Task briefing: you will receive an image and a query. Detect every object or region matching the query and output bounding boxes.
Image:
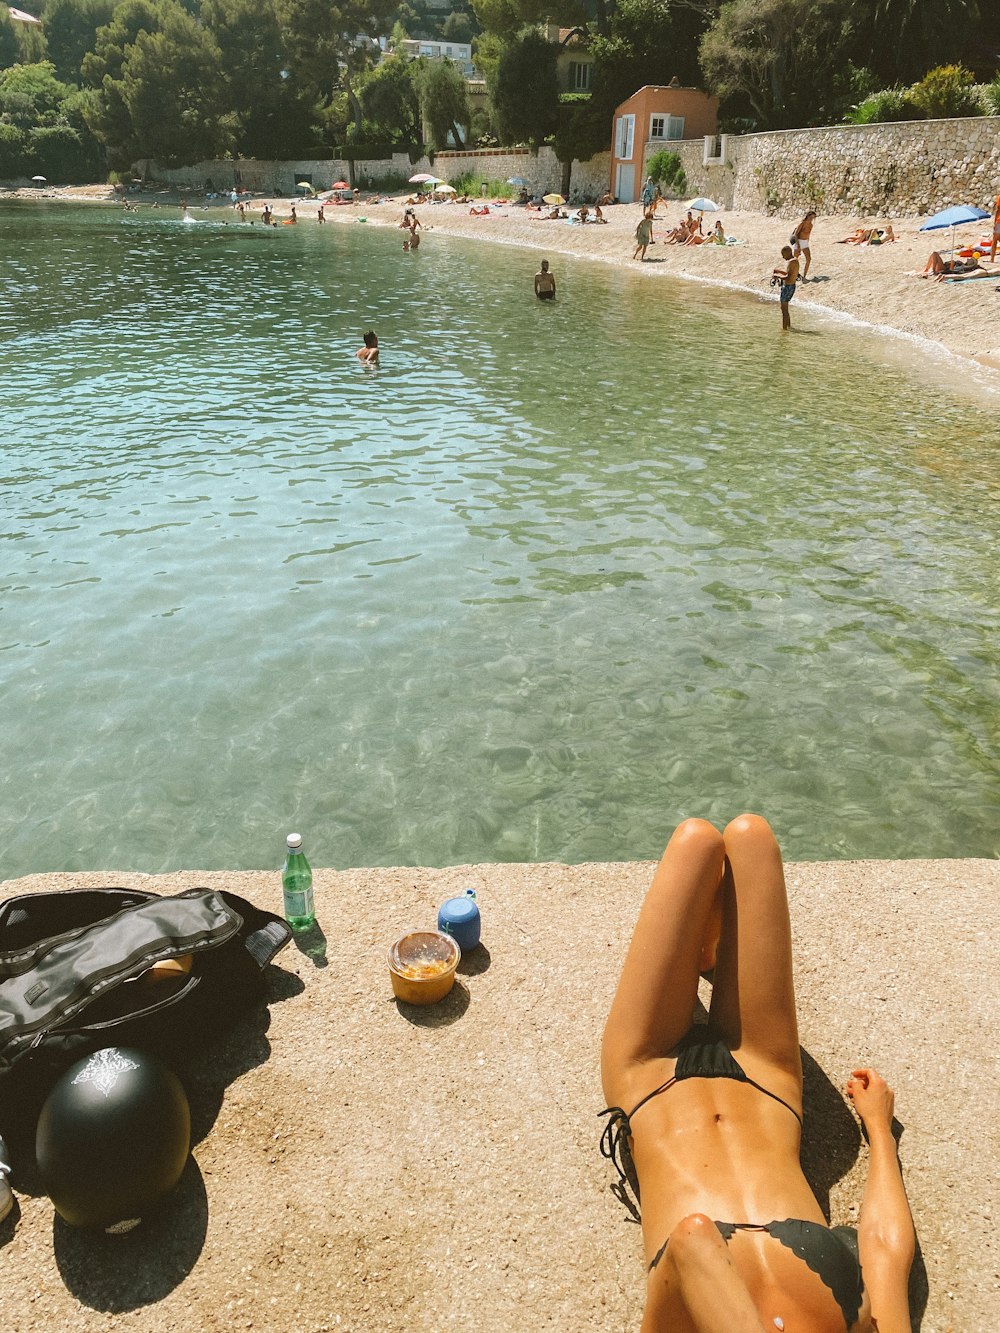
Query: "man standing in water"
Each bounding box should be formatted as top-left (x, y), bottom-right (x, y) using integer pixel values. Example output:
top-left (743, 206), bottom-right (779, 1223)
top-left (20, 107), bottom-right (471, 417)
top-left (356, 330), bottom-right (379, 364)
top-left (773, 245), bottom-right (800, 330)
top-left (534, 259), bottom-right (556, 300)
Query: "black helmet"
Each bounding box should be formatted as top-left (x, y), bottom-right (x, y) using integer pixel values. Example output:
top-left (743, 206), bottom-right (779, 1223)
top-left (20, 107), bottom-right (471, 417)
top-left (36, 1046), bottom-right (190, 1231)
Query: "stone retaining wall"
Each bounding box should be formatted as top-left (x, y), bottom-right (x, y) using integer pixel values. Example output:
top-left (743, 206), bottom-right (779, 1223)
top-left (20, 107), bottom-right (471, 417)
top-left (138, 146), bottom-right (607, 200)
top-left (660, 116), bottom-right (999, 218)
top-left (140, 115), bottom-right (999, 218)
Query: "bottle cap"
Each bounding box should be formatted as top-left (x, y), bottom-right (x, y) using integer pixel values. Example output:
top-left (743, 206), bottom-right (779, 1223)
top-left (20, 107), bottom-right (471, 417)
top-left (286, 833), bottom-right (302, 850)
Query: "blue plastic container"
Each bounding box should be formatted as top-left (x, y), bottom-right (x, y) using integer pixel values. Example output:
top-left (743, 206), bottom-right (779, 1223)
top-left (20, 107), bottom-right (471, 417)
top-left (437, 889), bottom-right (481, 954)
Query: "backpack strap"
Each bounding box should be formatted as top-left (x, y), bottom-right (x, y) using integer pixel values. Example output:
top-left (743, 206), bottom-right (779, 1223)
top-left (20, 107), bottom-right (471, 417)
top-left (0, 892), bottom-right (241, 1041)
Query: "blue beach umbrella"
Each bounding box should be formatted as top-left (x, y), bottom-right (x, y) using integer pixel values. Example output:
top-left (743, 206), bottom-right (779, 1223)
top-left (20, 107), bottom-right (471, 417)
top-left (919, 203), bottom-right (990, 254)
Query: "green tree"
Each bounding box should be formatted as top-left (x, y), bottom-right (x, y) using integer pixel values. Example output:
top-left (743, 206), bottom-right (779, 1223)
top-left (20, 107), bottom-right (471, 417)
top-left (699, 0), bottom-right (853, 129)
top-left (0, 8), bottom-right (23, 69)
top-left (441, 11), bottom-right (475, 43)
top-left (908, 63), bottom-right (981, 118)
top-left (415, 56), bottom-right (469, 147)
top-left (489, 27), bottom-right (558, 144)
top-left (277, 0), bottom-right (396, 127)
top-left (42, 0), bottom-right (118, 85)
top-left (360, 53), bottom-right (422, 150)
top-left (201, 0), bottom-right (318, 158)
top-left (471, 0), bottom-right (585, 41)
top-left (552, 93), bottom-right (606, 191)
top-left (81, 0), bottom-right (165, 164)
top-left (117, 8), bottom-right (235, 165)
top-left (0, 61), bottom-right (103, 178)
top-left (847, 0), bottom-right (982, 88)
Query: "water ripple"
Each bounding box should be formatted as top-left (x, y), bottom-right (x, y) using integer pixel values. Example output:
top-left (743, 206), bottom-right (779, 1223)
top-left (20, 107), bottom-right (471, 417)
top-left (0, 200), bottom-right (997, 876)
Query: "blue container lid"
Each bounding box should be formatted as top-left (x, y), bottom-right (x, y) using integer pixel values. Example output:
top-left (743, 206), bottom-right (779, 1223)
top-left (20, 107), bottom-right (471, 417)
top-left (438, 889), bottom-right (479, 926)
top-left (437, 889), bottom-right (481, 953)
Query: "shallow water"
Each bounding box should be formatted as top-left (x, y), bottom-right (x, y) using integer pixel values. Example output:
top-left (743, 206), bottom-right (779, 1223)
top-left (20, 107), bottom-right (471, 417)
top-left (1, 200), bottom-right (997, 878)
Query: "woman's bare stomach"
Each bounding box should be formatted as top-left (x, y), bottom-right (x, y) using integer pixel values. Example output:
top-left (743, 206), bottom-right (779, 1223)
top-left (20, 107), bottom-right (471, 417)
top-left (627, 1074), bottom-right (824, 1259)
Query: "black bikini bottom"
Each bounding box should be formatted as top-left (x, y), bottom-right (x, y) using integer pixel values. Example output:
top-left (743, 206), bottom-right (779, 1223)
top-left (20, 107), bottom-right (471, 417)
top-left (649, 1217), bottom-right (864, 1329)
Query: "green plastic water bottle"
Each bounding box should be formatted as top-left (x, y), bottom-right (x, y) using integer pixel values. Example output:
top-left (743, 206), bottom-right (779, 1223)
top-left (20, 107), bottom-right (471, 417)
top-left (282, 833), bottom-right (315, 931)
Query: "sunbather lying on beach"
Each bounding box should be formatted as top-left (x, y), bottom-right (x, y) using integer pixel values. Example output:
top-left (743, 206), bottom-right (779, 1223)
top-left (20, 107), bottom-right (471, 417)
top-left (912, 250), bottom-right (993, 281)
top-left (837, 227), bottom-right (878, 245)
top-left (601, 814), bottom-right (915, 1333)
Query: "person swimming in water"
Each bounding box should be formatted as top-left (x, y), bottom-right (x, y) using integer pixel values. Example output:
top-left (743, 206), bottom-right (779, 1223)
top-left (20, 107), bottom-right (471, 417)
top-left (355, 330), bottom-right (379, 364)
top-left (601, 814), bottom-right (915, 1332)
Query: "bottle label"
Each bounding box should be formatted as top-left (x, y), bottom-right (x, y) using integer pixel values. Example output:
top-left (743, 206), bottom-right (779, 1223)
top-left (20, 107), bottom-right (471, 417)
top-left (283, 887), bottom-right (314, 920)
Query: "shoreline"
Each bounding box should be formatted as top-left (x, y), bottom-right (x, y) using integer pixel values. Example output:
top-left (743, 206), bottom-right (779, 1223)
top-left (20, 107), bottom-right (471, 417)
top-left (9, 181), bottom-right (1000, 378)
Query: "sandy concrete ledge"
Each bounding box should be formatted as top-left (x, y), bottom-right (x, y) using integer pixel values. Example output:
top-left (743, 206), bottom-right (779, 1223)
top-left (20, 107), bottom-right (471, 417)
top-left (0, 858), bottom-right (996, 1332)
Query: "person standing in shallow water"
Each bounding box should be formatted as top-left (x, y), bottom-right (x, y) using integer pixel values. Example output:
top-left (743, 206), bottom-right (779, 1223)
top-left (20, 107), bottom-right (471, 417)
top-left (634, 211), bottom-right (654, 261)
top-left (774, 245), bottom-right (800, 330)
top-left (534, 259), bottom-right (556, 300)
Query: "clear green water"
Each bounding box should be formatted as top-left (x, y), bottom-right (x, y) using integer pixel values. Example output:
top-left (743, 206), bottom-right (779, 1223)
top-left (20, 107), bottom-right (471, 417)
top-left (1, 200), bottom-right (998, 877)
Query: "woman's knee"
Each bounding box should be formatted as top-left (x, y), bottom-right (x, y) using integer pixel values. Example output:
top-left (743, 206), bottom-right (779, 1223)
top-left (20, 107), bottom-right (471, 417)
top-left (668, 817), bottom-right (724, 859)
top-left (723, 812), bottom-right (779, 855)
top-left (669, 1212), bottom-right (721, 1259)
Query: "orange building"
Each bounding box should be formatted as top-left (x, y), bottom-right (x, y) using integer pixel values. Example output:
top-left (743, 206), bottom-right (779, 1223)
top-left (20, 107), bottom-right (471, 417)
top-left (610, 83), bottom-right (719, 203)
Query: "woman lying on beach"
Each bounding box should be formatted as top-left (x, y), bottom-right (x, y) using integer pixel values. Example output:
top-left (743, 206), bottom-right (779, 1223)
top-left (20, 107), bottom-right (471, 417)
top-left (913, 250), bottom-right (994, 281)
top-left (835, 226), bottom-right (893, 245)
top-left (601, 814), bottom-right (915, 1332)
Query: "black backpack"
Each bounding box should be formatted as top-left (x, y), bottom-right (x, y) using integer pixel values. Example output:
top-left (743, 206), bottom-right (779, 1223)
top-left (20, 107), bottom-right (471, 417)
top-left (0, 886), bottom-right (292, 1146)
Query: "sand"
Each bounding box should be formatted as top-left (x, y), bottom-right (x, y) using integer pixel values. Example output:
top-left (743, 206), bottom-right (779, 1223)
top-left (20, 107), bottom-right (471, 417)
top-left (9, 182), bottom-right (1000, 378)
top-left (1, 858), bottom-right (997, 1332)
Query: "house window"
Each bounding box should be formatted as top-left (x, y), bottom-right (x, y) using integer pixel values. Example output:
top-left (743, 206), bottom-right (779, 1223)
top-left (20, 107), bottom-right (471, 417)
top-left (615, 113), bottom-right (635, 161)
top-left (650, 114), bottom-right (685, 140)
top-left (569, 61), bottom-right (591, 91)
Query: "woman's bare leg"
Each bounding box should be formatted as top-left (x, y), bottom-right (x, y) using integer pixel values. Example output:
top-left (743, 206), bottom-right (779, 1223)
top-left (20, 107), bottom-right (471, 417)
top-left (644, 1214), bottom-right (768, 1333)
top-left (708, 814), bottom-right (802, 1088)
top-left (602, 819), bottom-right (725, 1103)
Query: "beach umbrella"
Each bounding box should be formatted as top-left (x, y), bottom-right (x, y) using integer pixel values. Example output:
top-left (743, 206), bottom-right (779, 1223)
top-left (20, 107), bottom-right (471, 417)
top-left (542, 193), bottom-right (565, 205)
top-left (331, 180), bottom-right (349, 190)
top-left (31, 175), bottom-right (46, 183)
top-left (409, 173), bottom-right (435, 184)
top-left (295, 181), bottom-right (315, 194)
top-left (434, 183), bottom-right (457, 194)
top-left (919, 203), bottom-right (990, 253)
top-left (685, 197), bottom-right (721, 212)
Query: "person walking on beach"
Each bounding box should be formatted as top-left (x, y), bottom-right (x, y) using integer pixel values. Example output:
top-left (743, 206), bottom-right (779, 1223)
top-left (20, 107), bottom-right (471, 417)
top-left (990, 190), bottom-right (1000, 262)
top-left (534, 259), bottom-right (556, 300)
top-left (634, 211), bottom-right (654, 261)
top-left (641, 176), bottom-right (655, 210)
top-left (791, 210), bottom-right (816, 280)
top-left (774, 245), bottom-right (800, 330)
